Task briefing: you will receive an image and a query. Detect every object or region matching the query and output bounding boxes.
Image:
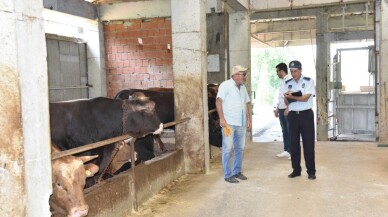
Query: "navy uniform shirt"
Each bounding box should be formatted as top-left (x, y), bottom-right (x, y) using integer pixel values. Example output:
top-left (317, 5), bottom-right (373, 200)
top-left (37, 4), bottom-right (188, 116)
top-left (280, 75), bottom-right (315, 111)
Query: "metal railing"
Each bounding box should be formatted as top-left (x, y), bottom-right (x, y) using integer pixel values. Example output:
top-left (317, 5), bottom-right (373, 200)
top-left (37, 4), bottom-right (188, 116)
top-left (51, 117), bottom-right (191, 160)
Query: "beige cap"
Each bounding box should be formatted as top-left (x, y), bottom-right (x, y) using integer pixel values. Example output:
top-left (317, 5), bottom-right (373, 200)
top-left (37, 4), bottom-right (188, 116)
top-left (231, 65), bottom-right (248, 76)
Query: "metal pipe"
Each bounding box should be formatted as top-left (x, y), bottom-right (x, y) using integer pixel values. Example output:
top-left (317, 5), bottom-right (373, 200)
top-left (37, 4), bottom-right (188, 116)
top-left (49, 86), bottom-right (90, 90)
top-left (130, 138), bottom-right (137, 211)
top-left (51, 117), bottom-right (191, 160)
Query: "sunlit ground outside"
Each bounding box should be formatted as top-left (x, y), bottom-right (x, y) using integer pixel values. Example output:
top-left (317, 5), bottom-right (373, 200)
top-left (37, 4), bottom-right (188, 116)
top-left (251, 41), bottom-right (374, 142)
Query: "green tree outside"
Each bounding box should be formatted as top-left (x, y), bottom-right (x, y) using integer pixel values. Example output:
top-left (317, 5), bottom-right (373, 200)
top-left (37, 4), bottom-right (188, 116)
top-left (251, 48), bottom-right (293, 106)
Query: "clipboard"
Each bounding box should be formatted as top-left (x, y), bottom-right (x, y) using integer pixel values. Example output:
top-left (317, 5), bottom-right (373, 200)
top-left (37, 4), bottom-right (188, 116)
top-left (291, 91), bottom-right (302, 96)
top-left (288, 91), bottom-right (302, 103)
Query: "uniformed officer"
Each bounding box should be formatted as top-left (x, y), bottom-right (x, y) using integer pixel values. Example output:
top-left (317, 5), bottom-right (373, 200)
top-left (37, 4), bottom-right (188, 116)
top-left (281, 60), bottom-right (316, 180)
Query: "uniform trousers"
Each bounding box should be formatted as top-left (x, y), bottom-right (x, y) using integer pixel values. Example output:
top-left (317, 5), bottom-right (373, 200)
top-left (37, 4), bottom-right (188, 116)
top-left (278, 108), bottom-right (290, 152)
top-left (288, 109), bottom-right (316, 175)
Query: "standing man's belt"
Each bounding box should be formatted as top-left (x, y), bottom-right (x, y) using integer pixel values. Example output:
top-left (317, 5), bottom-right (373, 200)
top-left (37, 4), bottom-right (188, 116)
top-left (290, 109), bottom-right (312, 114)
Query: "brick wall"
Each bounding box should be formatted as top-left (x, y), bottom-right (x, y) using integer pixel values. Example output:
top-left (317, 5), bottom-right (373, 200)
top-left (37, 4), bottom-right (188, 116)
top-left (103, 18), bottom-right (173, 97)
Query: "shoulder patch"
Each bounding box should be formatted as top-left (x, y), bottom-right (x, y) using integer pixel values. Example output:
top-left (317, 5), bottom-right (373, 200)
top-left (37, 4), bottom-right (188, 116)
top-left (303, 77), bottom-right (311, 81)
top-left (285, 78), bottom-right (293, 84)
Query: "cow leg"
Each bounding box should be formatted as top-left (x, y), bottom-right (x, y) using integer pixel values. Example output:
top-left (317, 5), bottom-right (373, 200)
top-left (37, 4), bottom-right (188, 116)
top-left (154, 135), bottom-right (166, 152)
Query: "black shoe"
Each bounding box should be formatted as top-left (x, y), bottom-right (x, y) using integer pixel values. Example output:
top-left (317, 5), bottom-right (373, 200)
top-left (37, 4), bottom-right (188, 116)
top-left (225, 176), bottom-right (239, 183)
top-left (288, 172), bottom-right (301, 178)
top-left (308, 174), bottom-right (316, 180)
top-left (234, 172), bottom-right (248, 180)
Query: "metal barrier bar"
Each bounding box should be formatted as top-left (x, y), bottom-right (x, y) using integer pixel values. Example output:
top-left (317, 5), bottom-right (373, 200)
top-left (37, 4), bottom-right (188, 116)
top-left (49, 86), bottom-right (90, 90)
top-left (51, 135), bottom-right (130, 160)
top-left (51, 117), bottom-right (191, 160)
top-left (130, 138), bottom-right (137, 211)
top-left (163, 117), bottom-right (191, 128)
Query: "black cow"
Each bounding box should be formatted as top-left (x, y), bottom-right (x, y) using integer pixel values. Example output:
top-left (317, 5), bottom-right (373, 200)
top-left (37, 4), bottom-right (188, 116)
top-left (50, 95), bottom-right (163, 187)
top-left (207, 84), bottom-right (221, 148)
top-left (115, 88), bottom-right (222, 159)
top-left (115, 89), bottom-right (174, 125)
top-left (115, 89), bottom-right (174, 162)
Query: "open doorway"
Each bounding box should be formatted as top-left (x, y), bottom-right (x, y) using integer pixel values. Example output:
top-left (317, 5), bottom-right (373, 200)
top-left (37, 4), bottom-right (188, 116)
top-left (328, 40), bottom-right (375, 141)
top-left (251, 45), bottom-right (317, 142)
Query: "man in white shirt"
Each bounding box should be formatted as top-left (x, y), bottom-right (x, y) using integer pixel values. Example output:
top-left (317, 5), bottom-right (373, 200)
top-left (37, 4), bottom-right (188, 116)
top-left (282, 60), bottom-right (316, 180)
top-left (273, 63), bottom-right (292, 159)
top-left (216, 65), bottom-right (251, 183)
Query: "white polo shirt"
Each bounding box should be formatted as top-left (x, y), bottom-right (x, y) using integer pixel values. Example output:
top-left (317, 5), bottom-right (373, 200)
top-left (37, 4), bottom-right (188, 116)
top-left (277, 74), bottom-right (292, 109)
top-left (217, 79), bottom-right (250, 126)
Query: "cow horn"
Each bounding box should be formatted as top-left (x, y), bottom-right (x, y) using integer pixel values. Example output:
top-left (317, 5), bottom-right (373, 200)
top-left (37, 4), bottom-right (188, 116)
top-left (84, 163), bottom-right (99, 177)
top-left (78, 155), bottom-right (98, 163)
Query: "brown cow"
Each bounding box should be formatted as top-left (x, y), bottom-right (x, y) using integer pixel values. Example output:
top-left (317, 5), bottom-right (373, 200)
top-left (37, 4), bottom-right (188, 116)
top-left (50, 145), bottom-right (99, 217)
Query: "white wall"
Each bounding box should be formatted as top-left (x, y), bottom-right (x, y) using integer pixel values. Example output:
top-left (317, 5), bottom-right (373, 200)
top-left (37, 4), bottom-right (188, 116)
top-left (206, 0), bottom-right (224, 13)
top-left (99, 0), bottom-right (235, 20)
top-left (99, 0), bottom-right (171, 20)
top-left (43, 9), bottom-right (106, 97)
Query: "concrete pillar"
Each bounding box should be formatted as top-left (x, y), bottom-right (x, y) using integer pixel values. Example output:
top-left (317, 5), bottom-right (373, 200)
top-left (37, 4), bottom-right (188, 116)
top-left (229, 11), bottom-right (250, 81)
top-left (171, 0), bottom-right (209, 173)
top-left (378, 0), bottom-right (388, 142)
top-left (0, 0), bottom-right (51, 216)
top-left (315, 9), bottom-right (329, 141)
top-left (228, 10), bottom-right (251, 139)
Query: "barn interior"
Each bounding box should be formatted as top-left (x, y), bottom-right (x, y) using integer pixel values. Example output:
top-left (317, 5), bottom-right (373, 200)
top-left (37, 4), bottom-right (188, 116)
top-left (2, 0), bottom-right (388, 216)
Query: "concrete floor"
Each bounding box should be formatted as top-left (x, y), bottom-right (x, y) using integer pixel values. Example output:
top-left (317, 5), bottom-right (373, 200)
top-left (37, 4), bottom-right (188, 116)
top-left (127, 141), bottom-right (388, 217)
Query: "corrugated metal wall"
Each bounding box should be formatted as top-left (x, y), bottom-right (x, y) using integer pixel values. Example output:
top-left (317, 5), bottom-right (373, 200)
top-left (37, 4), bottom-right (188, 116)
top-left (337, 93), bottom-right (375, 135)
top-left (46, 38), bottom-right (88, 102)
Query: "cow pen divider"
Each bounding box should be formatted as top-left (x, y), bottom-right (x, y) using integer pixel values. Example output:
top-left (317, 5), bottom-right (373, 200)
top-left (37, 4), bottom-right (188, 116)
top-left (51, 117), bottom-right (190, 212)
top-left (51, 117), bottom-right (191, 160)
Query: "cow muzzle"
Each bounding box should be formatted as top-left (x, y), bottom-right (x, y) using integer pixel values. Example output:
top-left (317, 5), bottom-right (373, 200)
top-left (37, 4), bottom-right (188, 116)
top-left (153, 123), bottom-right (163, 135)
top-left (69, 205), bottom-right (88, 217)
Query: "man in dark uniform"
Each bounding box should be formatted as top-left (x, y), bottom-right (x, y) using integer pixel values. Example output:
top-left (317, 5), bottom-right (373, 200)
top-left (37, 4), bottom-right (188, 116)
top-left (281, 60), bottom-right (316, 180)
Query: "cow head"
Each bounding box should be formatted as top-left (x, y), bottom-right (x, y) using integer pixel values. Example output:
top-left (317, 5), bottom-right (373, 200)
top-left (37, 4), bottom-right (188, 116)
top-left (107, 140), bottom-right (138, 175)
top-left (50, 149), bottom-right (99, 217)
top-left (122, 92), bottom-right (163, 138)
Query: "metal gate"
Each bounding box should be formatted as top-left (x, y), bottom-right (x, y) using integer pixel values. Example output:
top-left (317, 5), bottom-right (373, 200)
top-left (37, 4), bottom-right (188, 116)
top-left (46, 38), bottom-right (89, 102)
top-left (328, 46), bottom-right (375, 141)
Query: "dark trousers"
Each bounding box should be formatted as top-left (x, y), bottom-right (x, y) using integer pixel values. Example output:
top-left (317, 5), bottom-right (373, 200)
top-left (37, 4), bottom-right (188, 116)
top-left (278, 109), bottom-right (290, 152)
top-left (288, 109), bottom-right (316, 175)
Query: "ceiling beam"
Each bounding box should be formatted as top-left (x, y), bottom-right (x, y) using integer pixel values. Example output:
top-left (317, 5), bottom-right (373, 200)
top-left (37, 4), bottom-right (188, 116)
top-left (89, 0), bottom-right (139, 4)
top-left (251, 34), bottom-right (272, 47)
top-left (252, 31), bottom-right (316, 43)
top-left (251, 2), bottom-right (372, 21)
top-left (251, 18), bottom-right (316, 34)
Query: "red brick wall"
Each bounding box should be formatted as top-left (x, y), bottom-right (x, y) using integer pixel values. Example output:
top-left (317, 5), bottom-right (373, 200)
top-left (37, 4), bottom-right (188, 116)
top-left (103, 18), bottom-right (173, 97)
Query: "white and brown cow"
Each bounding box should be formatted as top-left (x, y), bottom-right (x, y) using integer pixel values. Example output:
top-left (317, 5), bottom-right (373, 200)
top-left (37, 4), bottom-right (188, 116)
top-left (50, 145), bottom-right (99, 217)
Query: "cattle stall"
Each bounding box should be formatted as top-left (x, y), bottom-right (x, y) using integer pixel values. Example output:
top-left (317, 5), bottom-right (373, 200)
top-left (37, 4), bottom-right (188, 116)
top-left (51, 116), bottom-right (189, 217)
top-left (85, 149), bottom-right (185, 217)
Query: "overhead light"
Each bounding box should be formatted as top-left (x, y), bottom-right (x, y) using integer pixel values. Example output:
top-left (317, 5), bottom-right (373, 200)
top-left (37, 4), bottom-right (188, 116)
top-left (283, 40), bottom-right (289, 46)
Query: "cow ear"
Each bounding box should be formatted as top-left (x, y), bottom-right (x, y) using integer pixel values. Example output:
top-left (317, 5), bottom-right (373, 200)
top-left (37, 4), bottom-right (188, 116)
top-left (78, 155), bottom-right (98, 163)
top-left (84, 163), bottom-right (99, 177)
top-left (143, 101), bottom-right (156, 112)
top-left (129, 92), bottom-right (149, 101)
top-left (133, 100), bottom-right (156, 112)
